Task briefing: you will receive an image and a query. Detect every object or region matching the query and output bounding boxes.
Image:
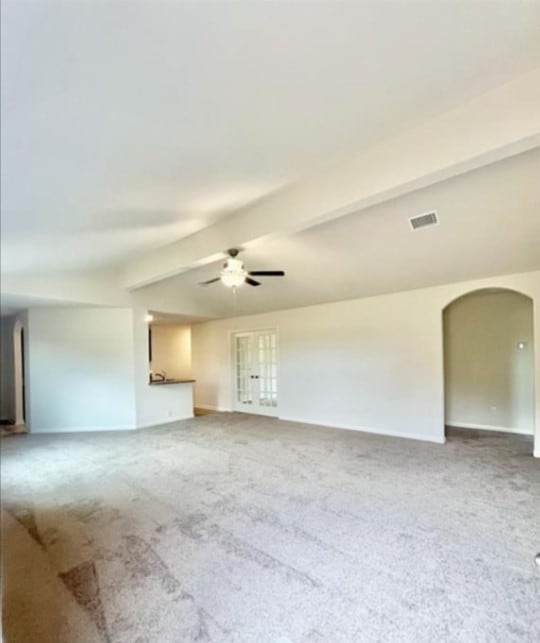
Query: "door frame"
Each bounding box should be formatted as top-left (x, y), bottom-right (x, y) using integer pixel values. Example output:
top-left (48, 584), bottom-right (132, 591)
top-left (13, 319), bottom-right (25, 427)
top-left (229, 327), bottom-right (279, 417)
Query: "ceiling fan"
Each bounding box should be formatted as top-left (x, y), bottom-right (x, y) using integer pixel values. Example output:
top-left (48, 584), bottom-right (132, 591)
top-left (198, 248), bottom-right (285, 288)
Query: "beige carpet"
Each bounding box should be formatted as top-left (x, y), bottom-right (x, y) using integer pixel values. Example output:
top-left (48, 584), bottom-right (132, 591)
top-left (1, 414), bottom-right (539, 642)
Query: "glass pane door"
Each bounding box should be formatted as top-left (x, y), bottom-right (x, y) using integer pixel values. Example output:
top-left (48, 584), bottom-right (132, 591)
top-left (256, 331), bottom-right (278, 408)
top-left (235, 334), bottom-right (253, 406)
top-left (233, 330), bottom-right (278, 415)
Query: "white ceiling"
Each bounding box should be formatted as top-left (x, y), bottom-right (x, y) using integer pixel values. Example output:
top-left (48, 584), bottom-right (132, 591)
top-left (148, 148), bottom-right (540, 318)
top-left (2, 0), bottom-right (540, 275)
top-left (149, 311), bottom-right (210, 326)
top-left (0, 293), bottom-right (85, 316)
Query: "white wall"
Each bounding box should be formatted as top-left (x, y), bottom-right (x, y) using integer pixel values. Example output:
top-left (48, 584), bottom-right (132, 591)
top-left (444, 291), bottom-right (534, 433)
top-left (192, 292), bottom-right (444, 442)
top-left (26, 308), bottom-right (136, 432)
top-left (150, 324), bottom-right (191, 379)
top-left (192, 271), bottom-right (540, 451)
top-left (0, 316), bottom-right (15, 421)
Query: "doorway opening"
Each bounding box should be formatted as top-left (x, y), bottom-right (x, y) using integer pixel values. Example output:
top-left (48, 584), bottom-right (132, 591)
top-left (1, 319), bottom-right (26, 437)
top-left (443, 288), bottom-right (534, 449)
top-left (232, 329), bottom-right (278, 416)
top-left (13, 320), bottom-right (26, 430)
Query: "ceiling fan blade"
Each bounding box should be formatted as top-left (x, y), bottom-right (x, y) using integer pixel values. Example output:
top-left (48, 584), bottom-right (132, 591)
top-left (248, 270), bottom-right (285, 277)
top-left (245, 277), bottom-right (261, 287)
top-left (198, 277), bottom-right (220, 286)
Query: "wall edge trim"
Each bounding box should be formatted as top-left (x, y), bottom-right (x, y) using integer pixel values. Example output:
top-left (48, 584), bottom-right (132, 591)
top-left (447, 421), bottom-right (533, 436)
top-left (29, 425), bottom-right (137, 434)
top-left (195, 404), bottom-right (232, 412)
top-left (278, 416), bottom-right (445, 444)
top-left (137, 414), bottom-right (194, 429)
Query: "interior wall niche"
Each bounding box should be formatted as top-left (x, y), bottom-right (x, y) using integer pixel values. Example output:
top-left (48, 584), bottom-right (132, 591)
top-left (443, 288), bottom-right (534, 435)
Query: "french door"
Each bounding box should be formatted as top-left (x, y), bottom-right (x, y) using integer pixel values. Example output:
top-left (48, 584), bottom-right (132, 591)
top-left (233, 330), bottom-right (278, 415)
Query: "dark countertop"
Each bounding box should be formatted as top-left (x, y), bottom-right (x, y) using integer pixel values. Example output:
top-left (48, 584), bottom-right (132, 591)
top-left (148, 379), bottom-right (196, 386)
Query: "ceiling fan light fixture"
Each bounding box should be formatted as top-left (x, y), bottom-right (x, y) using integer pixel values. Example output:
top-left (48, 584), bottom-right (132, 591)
top-left (198, 248), bottom-right (284, 288)
top-left (220, 258), bottom-right (247, 287)
top-left (220, 270), bottom-right (246, 288)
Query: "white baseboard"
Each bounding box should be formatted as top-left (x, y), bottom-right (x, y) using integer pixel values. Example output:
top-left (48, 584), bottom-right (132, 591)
top-left (194, 404), bottom-right (232, 412)
top-left (278, 416), bottom-right (445, 445)
top-left (30, 425), bottom-right (136, 434)
top-left (137, 414), bottom-right (194, 429)
top-left (447, 421), bottom-right (533, 436)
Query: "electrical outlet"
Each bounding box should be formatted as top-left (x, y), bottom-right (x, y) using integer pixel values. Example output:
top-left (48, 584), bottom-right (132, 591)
top-left (168, 409), bottom-right (172, 417)
top-left (490, 406), bottom-right (497, 414)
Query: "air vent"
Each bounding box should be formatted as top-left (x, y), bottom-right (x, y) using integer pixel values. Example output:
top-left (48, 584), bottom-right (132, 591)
top-left (409, 211), bottom-right (438, 231)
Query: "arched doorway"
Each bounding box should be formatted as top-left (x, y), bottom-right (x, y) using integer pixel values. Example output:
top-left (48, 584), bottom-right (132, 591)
top-left (443, 288), bottom-right (535, 449)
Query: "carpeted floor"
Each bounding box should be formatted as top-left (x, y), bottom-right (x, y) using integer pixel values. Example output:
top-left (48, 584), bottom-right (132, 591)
top-left (0, 423), bottom-right (25, 438)
top-left (1, 413), bottom-right (539, 642)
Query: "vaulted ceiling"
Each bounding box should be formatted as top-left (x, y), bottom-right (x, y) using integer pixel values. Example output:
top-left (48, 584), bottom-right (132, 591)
top-left (1, 1), bottom-right (539, 317)
top-left (134, 149), bottom-right (540, 317)
top-left (2, 0), bottom-right (540, 278)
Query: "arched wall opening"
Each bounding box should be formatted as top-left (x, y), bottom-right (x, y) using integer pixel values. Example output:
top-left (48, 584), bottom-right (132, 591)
top-left (443, 288), bottom-right (535, 445)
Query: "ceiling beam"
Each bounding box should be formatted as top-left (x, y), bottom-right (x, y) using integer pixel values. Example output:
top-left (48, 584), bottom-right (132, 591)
top-left (121, 68), bottom-right (540, 290)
